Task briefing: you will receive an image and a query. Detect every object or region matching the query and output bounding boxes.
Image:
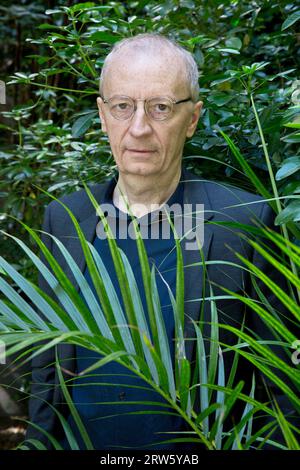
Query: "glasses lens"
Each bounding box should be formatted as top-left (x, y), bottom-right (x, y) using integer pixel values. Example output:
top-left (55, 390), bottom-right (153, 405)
top-left (147, 97), bottom-right (173, 120)
top-left (108, 96), bottom-right (134, 120)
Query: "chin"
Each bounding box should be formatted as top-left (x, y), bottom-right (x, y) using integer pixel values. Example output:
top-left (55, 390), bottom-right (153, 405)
top-left (121, 162), bottom-right (160, 177)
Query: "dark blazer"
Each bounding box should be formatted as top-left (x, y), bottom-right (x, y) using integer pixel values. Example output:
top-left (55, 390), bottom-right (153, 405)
top-left (25, 167), bottom-right (293, 448)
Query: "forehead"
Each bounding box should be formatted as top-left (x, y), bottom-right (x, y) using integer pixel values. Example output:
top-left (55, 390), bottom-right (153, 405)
top-left (103, 50), bottom-right (188, 98)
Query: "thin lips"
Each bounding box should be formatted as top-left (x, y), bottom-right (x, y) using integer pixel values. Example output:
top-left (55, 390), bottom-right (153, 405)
top-left (127, 149), bottom-right (156, 152)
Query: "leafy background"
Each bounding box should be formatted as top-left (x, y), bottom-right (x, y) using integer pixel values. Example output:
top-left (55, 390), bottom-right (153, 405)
top-left (0, 0), bottom-right (299, 450)
top-left (1, 0), bottom-right (299, 281)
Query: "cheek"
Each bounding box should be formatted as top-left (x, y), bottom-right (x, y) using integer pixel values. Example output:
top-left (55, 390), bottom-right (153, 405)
top-left (106, 127), bottom-right (127, 160)
top-left (162, 124), bottom-right (187, 155)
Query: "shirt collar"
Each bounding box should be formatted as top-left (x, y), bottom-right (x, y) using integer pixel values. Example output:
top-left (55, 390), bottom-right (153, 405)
top-left (102, 170), bottom-right (184, 226)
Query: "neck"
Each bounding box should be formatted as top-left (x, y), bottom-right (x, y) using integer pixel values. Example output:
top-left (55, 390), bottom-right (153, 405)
top-left (113, 166), bottom-right (182, 218)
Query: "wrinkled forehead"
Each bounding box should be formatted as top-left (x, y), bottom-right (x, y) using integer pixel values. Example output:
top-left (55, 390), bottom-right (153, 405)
top-left (102, 48), bottom-right (189, 98)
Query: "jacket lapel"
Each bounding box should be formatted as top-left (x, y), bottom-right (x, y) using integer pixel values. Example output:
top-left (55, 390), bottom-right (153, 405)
top-left (56, 181), bottom-right (111, 381)
top-left (58, 181), bottom-right (112, 291)
top-left (181, 169), bottom-right (214, 364)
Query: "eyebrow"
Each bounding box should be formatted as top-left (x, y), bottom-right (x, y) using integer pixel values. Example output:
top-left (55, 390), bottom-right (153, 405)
top-left (101, 94), bottom-right (178, 100)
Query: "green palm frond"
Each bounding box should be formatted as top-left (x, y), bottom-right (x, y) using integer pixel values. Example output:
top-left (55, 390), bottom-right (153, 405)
top-left (1, 190), bottom-right (299, 450)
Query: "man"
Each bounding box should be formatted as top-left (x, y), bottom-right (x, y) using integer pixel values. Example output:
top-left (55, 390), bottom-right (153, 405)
top-left (25, 34), bottom-right (296, 450)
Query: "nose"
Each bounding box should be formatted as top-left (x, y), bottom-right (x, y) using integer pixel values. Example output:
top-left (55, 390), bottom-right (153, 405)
top-left (128, 101), bottom-right (153, 138)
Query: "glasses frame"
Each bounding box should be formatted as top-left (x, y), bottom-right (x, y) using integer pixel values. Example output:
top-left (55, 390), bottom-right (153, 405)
top-left (100, 95), bottom-right (192, 121)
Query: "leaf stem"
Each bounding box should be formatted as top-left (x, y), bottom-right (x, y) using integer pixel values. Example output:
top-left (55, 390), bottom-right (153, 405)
top-left (27, 82), bottom-right (97, 94)
top-left (251, 94), bottom-right (300, 302)
top-left (71, 18), bottom-right (97, 79)
top-left (17, 119), bottom-right (23, 147)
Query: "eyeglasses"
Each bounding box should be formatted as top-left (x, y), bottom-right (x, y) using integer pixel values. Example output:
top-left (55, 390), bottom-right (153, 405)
top-left (101, 95), bottom-right (192, 121)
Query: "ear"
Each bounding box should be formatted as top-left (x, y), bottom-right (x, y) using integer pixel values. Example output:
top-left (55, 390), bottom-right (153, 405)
top-left (186, 100), bottom-right (203, 138)
top-left (97, 97), bottom-right (107, 133)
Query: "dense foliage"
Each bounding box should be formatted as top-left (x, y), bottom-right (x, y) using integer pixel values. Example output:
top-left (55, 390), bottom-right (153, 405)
top-left (1, 0), bottom-right (299, 281)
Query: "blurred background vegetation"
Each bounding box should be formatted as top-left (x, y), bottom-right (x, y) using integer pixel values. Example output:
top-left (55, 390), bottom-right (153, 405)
top-left (0, 0), bottom-right (299, 284)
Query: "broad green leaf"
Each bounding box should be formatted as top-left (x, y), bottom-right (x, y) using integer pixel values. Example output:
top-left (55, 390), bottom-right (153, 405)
top-left (207, 92), bottom-right (234, 106)
top-left (45, 9), bottom-right (63, 15)
top-left (69, 2), bottom-right (95, 13)
top-left (71, 111), bottom-right (97, 138)
top-left (282, 11), bottom-right (300, 30)
top-left (275, 201), bottom-right (300, 225)
top-left (219, 48), bottom-right (240, 55)
top-left (281, 132), bottom-right (300, 143)
top-left (90, 32), bottom-right (120, 44)
top-left (276, 157), bottom-right (300, 181)
top-left (225, 37), bottom-right (242, 50)
top-left (283, 122), bottom-right (300, 129)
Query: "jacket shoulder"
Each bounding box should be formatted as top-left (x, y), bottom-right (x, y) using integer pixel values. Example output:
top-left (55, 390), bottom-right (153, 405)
top-left (183, 169), bottom-right (271, 223)
top-left (203, 179), bottom-right (263, 204)
top-left (44, 180), bottom-right (109, 224)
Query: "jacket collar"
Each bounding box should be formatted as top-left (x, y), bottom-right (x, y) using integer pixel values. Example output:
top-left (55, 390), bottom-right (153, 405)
top-left (76, 166), bottom-right (215, 223)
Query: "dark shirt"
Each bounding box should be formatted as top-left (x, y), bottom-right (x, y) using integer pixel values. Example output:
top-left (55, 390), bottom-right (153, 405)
top-left (61, 174), bottom-right (192, 450)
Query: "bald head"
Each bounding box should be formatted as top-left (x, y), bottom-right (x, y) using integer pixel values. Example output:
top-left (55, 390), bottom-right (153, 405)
top-left (99, 34), bottom-right (199, 102)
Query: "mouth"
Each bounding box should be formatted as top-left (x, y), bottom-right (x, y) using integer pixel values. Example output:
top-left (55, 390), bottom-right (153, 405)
top-left (127, 149), bottom-right (156, 154)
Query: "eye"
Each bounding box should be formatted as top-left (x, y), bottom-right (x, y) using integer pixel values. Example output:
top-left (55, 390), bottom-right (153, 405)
top-left (151, 101), bottom-right (173, 114)
top-left (114, 102), bottom-right (130, 110)
top-left (155, 103), bottom-right (169, 112)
